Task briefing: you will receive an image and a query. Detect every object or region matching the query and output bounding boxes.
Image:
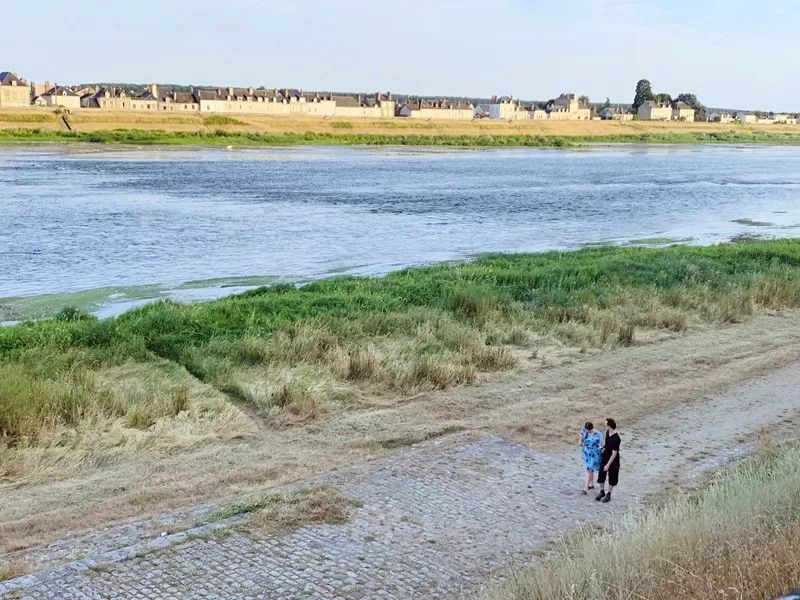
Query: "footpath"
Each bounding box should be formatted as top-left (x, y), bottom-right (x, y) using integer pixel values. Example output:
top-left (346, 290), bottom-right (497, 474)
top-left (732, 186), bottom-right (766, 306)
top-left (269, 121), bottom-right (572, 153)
top-left (1, 363), bottom-right (798, 599)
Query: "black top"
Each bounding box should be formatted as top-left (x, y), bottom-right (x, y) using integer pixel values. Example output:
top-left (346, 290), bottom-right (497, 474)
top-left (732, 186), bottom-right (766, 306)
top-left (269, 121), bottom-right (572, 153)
top-left (602, 432), bottom-right (620, 463)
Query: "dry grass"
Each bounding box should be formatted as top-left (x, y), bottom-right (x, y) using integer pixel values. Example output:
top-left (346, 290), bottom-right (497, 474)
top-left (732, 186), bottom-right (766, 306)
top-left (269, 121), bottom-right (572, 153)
top-left (4, 108), bottom-right (800, 138)
top-left (211, 485), bottom-right (354, 533)
top-left (495, 442), bottom-right (800, 600)
top-left (0, 559), bottom-right (28, 581)
top-left (3, 310), bottom-right (800, 562)
top-left (0, 360), bottom-right (254, 484)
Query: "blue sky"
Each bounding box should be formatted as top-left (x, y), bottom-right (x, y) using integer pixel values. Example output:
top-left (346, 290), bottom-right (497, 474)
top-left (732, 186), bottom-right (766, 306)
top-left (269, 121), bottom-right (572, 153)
top-left (4, 0), bottom-right (798, 111)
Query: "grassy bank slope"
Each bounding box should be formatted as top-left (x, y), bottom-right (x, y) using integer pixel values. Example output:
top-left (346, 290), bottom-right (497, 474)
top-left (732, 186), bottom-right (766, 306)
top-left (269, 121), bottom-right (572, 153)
top-left (3, 240), bottom-right (800, 452)
top-left (3, 126), bottom-right (800, 147)
top-left (497, 440), bottom-right (800, 600)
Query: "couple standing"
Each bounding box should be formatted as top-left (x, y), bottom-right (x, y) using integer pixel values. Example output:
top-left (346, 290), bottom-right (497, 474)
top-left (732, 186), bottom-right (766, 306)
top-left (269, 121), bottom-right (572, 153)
top-left (579, 418), bottom-right (620, 503)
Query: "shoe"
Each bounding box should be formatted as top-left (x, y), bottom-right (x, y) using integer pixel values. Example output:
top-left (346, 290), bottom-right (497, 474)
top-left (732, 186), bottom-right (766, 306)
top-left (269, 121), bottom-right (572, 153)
top-left (588, 486), bottom-right (595, 490)
top-left (602, 494), bottom-right (612, 503)
top-left (595, 491), bottom-right (605, 501)
top-left (581, 490), bottom-right (587, 495)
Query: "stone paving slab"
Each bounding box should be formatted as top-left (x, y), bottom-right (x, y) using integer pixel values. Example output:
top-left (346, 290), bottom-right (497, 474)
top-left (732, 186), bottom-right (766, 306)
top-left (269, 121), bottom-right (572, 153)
top-left (1, 435), bottom-right (633, 599)
top-left (3, 363), bottom-right (798, 599)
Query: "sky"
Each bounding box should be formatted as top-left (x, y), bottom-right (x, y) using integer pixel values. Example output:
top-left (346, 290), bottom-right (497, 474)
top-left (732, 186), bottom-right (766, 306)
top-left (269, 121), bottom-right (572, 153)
top-left (4, 0), bottom-right (799, 111)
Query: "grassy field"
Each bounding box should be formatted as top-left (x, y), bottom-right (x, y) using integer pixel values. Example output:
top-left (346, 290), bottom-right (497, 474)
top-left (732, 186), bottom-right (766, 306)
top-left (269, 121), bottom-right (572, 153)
top-left (3, 126), bottom-right (800, 148)
top-left (3, 240), bottom-right (800, 462)
top-left (2, 108), bottom-right (800, 146)
top-left (496, 440), bottom-right (800, 600)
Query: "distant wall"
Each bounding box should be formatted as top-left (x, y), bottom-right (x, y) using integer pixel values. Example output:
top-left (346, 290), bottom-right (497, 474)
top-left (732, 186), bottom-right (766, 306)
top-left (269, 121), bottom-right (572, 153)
top-left (0, 83), bottom-right (31, 108)
top-left (410, 108), bottom-right (474, 120)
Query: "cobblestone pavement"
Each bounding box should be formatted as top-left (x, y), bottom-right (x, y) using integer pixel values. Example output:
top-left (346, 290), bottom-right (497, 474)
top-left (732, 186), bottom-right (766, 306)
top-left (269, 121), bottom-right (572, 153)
top-left (2, 364), bottom-right (798, 599)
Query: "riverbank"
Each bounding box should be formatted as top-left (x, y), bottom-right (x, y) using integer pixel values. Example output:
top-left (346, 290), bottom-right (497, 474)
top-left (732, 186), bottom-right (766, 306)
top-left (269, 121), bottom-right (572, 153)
top-left (2, 109), bottom-right (800, 146)
top-left (495, 440), bottom-right (800, 600)
top-left (4, 126), bottom-right (800, 147)
top-left (3, 240), bottom-right (800, 554)
top-left (3, 240), bottom-right (800, 450)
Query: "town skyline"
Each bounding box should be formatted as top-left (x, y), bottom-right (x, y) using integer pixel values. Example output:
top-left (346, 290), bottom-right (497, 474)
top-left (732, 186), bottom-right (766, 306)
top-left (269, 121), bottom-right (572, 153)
top-left (3, 0), bottom-right (800, 112)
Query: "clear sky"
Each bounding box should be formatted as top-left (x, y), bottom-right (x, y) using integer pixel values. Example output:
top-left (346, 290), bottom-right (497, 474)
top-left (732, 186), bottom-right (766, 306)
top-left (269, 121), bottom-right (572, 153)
top-left (4, 0), bottom-right (798, 111)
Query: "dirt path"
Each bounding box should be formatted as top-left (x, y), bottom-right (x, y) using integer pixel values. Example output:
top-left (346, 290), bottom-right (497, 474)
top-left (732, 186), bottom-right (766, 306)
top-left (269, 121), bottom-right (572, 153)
top-left (2, 358), bottom-right (798, 598)
top-left (2, 311), bottom-right (800, 566)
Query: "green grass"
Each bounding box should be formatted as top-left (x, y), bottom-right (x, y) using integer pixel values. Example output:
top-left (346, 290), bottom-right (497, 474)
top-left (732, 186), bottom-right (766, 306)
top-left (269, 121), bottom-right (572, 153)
top-left (2, 127), bottom-right (800, 147)
top-left (4, 240), bottom-right (800, 443)
top-left (202, 115), bottom-right (245, 126)
top-left (497, 440), bottom-right (800, 600)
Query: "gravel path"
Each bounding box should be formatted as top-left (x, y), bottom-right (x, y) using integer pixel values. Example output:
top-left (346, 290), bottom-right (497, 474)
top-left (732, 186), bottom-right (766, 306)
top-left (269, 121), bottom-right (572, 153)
top-left (2, 363), bottom-right (798, 599)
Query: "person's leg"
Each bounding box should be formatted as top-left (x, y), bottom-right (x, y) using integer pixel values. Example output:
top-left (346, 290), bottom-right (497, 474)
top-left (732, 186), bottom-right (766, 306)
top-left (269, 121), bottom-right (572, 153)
top-left (595, 468), bottom-right (606, 500)
top-left (588, 469), bottom-right (595, 489)
top-left (601, 464), bottom-right (619, 502)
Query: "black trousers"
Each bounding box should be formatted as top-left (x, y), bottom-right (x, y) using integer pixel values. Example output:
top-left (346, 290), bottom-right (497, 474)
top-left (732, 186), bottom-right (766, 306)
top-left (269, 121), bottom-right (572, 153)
top-left (597, 458), bottom-right (619, 486)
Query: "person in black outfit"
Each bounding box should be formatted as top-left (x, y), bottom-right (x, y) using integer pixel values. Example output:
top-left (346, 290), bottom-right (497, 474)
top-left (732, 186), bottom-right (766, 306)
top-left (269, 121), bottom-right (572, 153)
top-left (595, 418), bottom-right (620, 503)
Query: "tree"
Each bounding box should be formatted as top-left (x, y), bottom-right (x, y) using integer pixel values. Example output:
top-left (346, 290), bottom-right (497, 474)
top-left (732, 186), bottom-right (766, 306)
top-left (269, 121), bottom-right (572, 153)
top-left (654, 93), bottom-right (672, 104)
top-left (602, 97), bottom-right (612, 111)
top-left (632, 79), bottom-right (655, 113)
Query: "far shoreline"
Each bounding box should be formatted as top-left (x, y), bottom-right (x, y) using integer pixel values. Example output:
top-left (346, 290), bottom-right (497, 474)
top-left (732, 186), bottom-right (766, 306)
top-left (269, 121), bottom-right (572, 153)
top-left (4, 127), bottom-right (800, 148)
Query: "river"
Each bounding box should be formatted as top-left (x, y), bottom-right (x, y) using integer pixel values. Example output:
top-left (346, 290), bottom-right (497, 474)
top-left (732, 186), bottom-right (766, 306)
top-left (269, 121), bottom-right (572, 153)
top-left (3, 143), bottom-right (800, 318)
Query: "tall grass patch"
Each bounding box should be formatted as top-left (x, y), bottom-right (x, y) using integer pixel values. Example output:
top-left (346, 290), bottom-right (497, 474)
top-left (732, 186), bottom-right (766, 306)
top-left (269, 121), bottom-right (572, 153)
top-left (496, 442), bottom-right (800, 600)
top-left (4, 240), bottom-right (800, 436)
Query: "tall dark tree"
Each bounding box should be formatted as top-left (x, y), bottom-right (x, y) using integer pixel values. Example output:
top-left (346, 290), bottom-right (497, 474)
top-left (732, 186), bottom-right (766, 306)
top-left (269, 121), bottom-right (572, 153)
top-left (602, 97), bottom-right (612, 111)
top-left (632, 79), bottom-right (655, 113)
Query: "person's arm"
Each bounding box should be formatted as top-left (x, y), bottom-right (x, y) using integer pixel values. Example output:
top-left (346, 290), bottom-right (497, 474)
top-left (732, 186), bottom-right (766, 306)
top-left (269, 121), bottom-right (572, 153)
top-left (604, 450), bottom-right (617, 471)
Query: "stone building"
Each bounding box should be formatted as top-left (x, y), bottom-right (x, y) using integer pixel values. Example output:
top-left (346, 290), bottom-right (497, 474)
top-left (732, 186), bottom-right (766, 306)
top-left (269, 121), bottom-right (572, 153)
top-left (487, 96), bottom-right (528, 120)
top-left (399, 98), bottom-right (474, 120)
top-left (83, 87), bottom-right (135, 110)
top-left (708, 111), bottom-right (734, 124)
top-left (0, 71), bottom-right (31, 107)
top-left (545, 93), bottom-right (591, 120)
top-left (332, 93), bottom-right (394, 118)
top-left (599, 106), bottom-right (633, 120)
top-left (196, 87), bottom-right (337, 116)
top-left (736, 112), bottom-right (757, 124)
top-left (671, 101), bottom-right (695, 121)
top-left (33, 85), bottom-right (81, 109)
top-left (141, 85), bottom-right (199, 112)
top-left (773, 114), bottom-right (797, 125)
top-left (526, 106), bottom-right (548, 120)
top-left (637, 100), bottom-right (672, 121)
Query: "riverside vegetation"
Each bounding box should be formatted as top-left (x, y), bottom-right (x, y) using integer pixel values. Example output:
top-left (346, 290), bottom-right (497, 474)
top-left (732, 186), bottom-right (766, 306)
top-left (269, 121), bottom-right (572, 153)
top-left (3, 240), bottom-right (800, 475)
top-left (4, 126), bottom-right (800, 147)
top-left (497, 440), bottom-right (800, 600)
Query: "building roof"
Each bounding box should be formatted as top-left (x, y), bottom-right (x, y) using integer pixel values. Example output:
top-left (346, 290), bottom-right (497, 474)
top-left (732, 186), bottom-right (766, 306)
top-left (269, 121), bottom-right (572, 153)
top-left (0, 71), bottom-right (26, 86)
top-left (43, 86), bottom-right (78, 97)
top-left (402, 98), bottom-right (473, 110)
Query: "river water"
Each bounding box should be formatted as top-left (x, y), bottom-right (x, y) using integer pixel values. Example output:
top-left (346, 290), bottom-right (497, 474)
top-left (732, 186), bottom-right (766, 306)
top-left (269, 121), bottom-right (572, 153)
top-left (2, 143), bottom-right (800, 317)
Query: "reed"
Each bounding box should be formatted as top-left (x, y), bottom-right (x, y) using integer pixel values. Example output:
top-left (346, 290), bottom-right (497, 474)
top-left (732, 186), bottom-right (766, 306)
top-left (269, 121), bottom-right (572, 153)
top-left (4, 240), bottom-right (800, 445)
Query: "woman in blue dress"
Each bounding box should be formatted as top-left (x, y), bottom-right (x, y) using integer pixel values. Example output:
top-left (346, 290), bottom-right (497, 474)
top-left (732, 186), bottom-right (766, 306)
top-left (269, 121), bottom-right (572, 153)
top-left (579, 421), bottom-right (603, 494)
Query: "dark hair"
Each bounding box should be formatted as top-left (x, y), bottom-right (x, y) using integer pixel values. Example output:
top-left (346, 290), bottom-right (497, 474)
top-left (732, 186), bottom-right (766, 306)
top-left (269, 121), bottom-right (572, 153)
top-left (606, 418), bottom-right (617, 429)
top-left (584, 421), bottom-right (594, 431)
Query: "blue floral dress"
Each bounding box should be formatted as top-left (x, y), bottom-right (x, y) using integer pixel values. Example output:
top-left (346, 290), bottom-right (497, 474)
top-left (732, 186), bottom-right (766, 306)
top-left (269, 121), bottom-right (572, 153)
top-left (581, 429), bottom-right (603, 472)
